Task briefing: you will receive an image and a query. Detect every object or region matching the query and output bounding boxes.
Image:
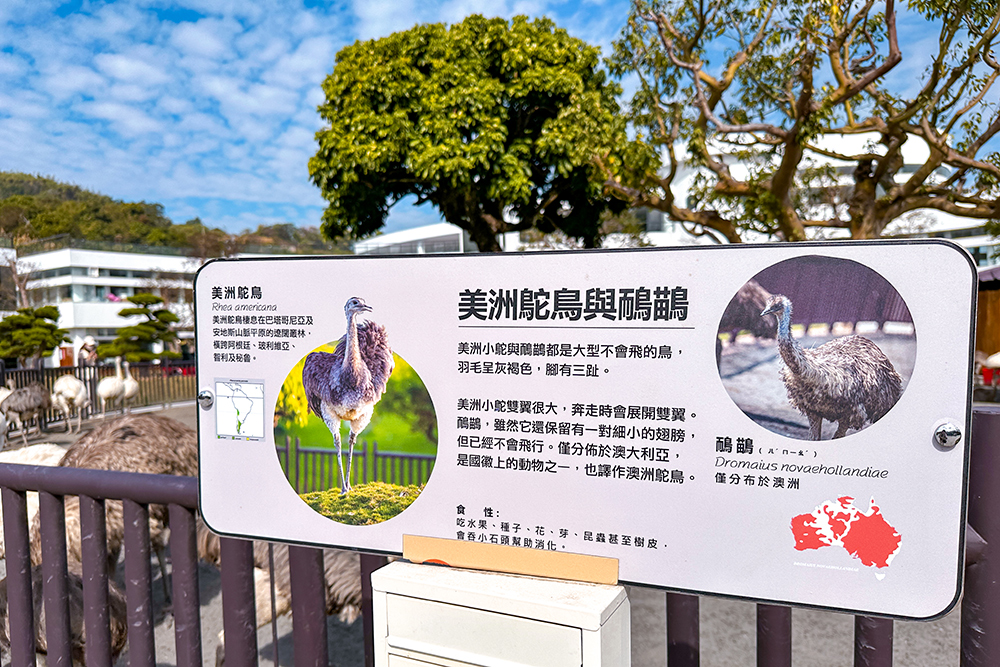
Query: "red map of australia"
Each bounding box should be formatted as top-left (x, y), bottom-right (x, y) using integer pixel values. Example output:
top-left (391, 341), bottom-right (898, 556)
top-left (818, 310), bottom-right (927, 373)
top-left (791, 497), bottom-right (901, 570)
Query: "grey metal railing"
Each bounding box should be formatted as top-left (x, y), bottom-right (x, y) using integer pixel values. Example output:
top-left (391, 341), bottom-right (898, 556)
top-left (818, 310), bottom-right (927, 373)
top-left (1, 409), bottom-right (998, 667)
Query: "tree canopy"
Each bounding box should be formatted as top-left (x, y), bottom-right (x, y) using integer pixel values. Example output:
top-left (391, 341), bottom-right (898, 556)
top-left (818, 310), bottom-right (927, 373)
top-left (98, 293), bottom-right (181, 362)
top-left (595, 0), bottom-right (1000, 242)
top-left (309, 14), bottom-right (628, 252)
top-left (0, 173), bottom-right (347, 256)
top-left (0, 306), bottom-right (69, 369)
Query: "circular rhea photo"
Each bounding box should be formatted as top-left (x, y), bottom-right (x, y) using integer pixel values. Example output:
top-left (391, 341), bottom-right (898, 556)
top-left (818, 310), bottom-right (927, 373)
top-left (273, 298), bottom-right (437, 525)
top-left (717, 256), bottom-right (916, 441)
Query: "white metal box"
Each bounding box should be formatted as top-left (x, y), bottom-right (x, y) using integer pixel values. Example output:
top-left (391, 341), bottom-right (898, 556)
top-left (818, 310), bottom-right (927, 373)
top-left (371, 561), bottom-right (630, 667)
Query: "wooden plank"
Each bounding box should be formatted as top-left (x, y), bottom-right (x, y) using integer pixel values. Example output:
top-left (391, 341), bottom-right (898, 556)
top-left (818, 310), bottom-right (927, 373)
top-left (402, 535), bottom-right (618, 585)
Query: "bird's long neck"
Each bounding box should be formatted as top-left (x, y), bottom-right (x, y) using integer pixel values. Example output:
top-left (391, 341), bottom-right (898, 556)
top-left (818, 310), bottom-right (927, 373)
top-left (115, 358), bottom-right (123, 380)
top-left (342, 312), bottom-right (364, 376)
top-left (775, 301), bottom-right (808, 376)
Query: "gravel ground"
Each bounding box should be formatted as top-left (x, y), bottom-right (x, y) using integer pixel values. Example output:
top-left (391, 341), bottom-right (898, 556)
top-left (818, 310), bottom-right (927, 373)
top-left (0, 402), bottom-right (964, 666)
top-left (719, 330), bottom-right (917, 439)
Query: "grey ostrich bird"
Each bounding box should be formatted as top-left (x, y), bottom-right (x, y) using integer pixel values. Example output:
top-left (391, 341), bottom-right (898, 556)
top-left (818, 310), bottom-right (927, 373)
top-left (0, 383), bottom-right (53, 448)
top-left (761, 294), bottom-right (902, 440)
top-left (303, 296), bottom-right (394, 493)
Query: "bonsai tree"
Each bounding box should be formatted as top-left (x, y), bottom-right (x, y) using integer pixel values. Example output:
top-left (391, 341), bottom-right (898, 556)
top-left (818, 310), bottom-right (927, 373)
top-left (0, 305), bottom-right (69, 369)
top-left (99, 293), bottom-right (181, 362)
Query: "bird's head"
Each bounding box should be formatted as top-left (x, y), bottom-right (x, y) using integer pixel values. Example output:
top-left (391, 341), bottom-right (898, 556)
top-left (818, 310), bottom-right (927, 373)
top-left (344, 297), bottom-right (373, 318)
top-left (760, 294), bottom-right (790, 318)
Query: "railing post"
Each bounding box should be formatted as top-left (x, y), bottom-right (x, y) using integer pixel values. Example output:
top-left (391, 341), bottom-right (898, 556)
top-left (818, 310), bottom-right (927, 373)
top-left (39, 491), bottom-right (73, 667)
top-left (854, 616), bottom-right (892, 667)
top-left (289, 546), bottom-right (329, 667)
top-left (2, 487), bottom-right (36, 667)
top-left (962, 406), bottom-right (1000, 666)
top-left (123, 499), bottom-right (156, 667)
top-left (667, 592), bottom-right (699, 667)
top-left (756, 604), bottom-right (791, 667)
top-left (79, 495), bottom-right (112, 667)
top-left (168, 504), bottom-right (202, 667)
top-left (361, 554), bottom-right (389, 667)
top-left (220, 537), bottom-right (259, 667)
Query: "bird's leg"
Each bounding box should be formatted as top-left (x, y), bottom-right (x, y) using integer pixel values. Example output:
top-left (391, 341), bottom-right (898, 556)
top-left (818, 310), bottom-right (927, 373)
top-left (320, 411), bottom-right (348, 494)
top-left (19, 417), bottom-right (28, 448)
top-left (334, 429), bottom-right (346, 494)
top-left (346, 430), bottom-right (359, 492)
top-left (807, 414), bottom-right (823, 441)
top-left (833, 421), bottom-right (849, 439)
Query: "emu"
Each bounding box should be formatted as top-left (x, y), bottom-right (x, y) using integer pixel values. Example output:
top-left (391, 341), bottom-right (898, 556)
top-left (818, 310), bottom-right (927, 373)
top-left (97, 356), bottom-right (125, 417)
top-left (0, 383), bottom-right (52, 448)
top-left (717, 280), bottom-right (777, 364)
top-left (303, 296), bottom-right (394, 493)
top-left (761, 294), bottom-right (903, 440)
top-left (121, 360), bottom-right (139, 412)
top-left (51, 373), bottom-right (91, 433)
top-left (0, 565), bottom-right (128, 666)
top-left (28, 414), bottom-right (198, 599)
top-left (198, 533), bottom-right (361, 666)
top-left (0, 444), bottom-right (67, 558)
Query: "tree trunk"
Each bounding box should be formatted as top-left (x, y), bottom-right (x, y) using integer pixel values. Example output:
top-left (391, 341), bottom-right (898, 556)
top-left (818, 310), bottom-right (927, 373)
top-left (848, 160), bottom-right (881, 239)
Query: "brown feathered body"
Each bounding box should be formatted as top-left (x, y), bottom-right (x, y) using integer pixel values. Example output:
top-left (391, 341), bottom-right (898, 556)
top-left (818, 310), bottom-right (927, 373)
top-left (303, 320), bottom-right (394, 427)
top-left (198, 532), bottom-right (362, 625)
top-left (720, 280), bottom-right (777, 340)
top-left (763, 295), bottom-right (902, 440)
top-left (0, 565), bottom-right (128, 665)
top-left (302, 297), bottom-right (394, 492)
top-left (29, 414), bottom-right (198, 573)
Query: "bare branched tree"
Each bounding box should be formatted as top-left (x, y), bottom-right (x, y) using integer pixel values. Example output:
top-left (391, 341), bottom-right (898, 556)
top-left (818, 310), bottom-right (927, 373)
top-left (596, 0), bottom-right (1000, 242)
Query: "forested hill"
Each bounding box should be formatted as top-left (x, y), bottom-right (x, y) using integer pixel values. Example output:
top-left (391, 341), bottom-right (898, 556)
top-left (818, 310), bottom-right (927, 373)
top-left (0, 172), bottom-right (348, 255)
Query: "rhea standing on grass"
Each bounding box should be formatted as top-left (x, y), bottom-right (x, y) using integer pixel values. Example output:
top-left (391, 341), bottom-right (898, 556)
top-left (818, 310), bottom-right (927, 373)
top-left (761, 294), bottom-right (902, 440)
top-left (302, 297), bottom-right (394, 494)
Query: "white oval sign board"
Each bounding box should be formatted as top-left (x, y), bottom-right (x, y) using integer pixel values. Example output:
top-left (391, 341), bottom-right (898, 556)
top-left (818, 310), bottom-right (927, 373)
top-left (196, 240), bottom-right (975, 619)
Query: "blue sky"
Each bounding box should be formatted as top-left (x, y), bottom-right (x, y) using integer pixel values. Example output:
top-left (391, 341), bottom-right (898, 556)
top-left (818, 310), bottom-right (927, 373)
top-left (0, 1), bottom-right (955, 238)
top-left (0, 0), bottom-right (630, 236)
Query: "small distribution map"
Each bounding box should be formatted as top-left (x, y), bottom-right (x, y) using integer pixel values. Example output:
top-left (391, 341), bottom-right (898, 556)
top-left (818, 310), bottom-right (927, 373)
top-left (215, 380), bottom-right (265, 440)
top-left (791, 496), bottom-right (901, 571)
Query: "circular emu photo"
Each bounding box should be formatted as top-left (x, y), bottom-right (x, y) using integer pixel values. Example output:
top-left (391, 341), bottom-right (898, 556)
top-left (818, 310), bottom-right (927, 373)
top-left (717, 256), bottom-right (915, 441)
top-left (273, 296), bottom-right (437, 525)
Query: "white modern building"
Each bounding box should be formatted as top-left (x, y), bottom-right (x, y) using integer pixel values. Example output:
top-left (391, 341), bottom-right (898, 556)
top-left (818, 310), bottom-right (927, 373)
top-left (20, 237), bottom-right (199, 366)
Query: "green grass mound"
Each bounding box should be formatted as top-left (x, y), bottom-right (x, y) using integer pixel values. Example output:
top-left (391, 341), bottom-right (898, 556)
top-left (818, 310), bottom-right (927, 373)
top-left (300, 481), bottom-right (423, 525)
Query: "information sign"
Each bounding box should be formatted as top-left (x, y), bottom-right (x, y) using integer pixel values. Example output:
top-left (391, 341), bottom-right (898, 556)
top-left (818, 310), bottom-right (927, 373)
top-left (196, 240), bottom-right (976, 619)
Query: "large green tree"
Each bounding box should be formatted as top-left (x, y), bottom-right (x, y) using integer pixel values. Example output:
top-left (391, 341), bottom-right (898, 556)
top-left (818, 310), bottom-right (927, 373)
top-left (309, 14), bottom-right (628, 252)
top-left (593, 0), bottom-right (1000, 243)
top-left (0, 306), bottom-right (69, 369)
top-left (98, 293), bottom-right (181, 362)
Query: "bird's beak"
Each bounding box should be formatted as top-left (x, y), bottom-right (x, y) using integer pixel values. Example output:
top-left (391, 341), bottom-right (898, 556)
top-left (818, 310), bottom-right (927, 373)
top-left (760, 305), bottom-right (776, 317)
top-left (360, 304), bottom-right (373, 313)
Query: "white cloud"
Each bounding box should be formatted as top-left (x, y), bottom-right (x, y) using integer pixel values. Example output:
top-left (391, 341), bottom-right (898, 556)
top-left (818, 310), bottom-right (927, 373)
top-left (170, 19), bottom-right (235, 59)
top-left (76, 101), bottom-right (163, 135)
top-left (39, 65), bottom-right (107, 100)
top-left (0, 52), bottom-right (30, 78)
top-left (93, 52), bottom-right (172, 85)
top-left (351, 0), bottom-right (420, 40)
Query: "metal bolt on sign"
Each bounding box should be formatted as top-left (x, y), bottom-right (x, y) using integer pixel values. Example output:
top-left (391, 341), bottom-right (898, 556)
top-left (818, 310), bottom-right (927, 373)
top-left (934, 422), bottom-right (962, 448)
top-left (198, 389), bottom-right (214, 410)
